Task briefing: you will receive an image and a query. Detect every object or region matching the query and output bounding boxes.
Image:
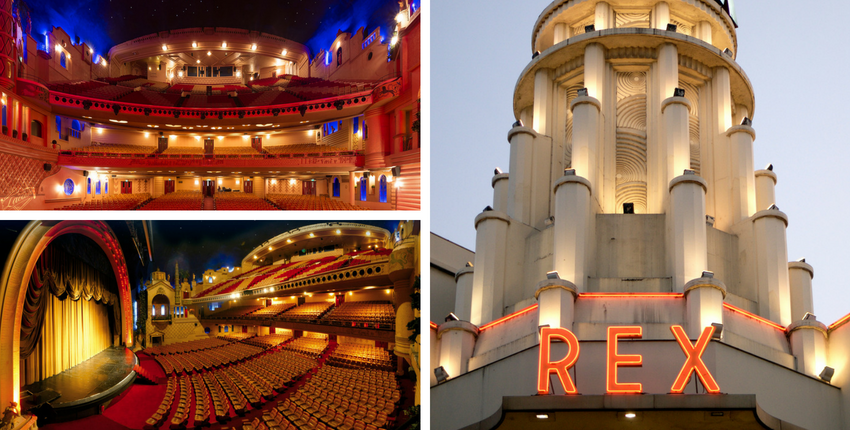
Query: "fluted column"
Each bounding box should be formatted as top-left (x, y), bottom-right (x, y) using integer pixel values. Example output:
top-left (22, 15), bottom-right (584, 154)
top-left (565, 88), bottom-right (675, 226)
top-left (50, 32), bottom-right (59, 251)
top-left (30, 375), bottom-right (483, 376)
top-left (752, 209), bottom-right (791, 326)
top-left (569, 96), bottom-right (601, 192)
top-left (728, 125), bottom-right (756, 224)
top-left (553, 23), bottom-right (568, 45)
top-left (648, 43), bottom-right (679, 213)
top-left (454, 267), bottom-right (474, 322)
top-left (652, 2), bottom-right (670, 29)
top-left (363, 108), bottom-right (388, 168)
top-left (754, 169), bottom-right (776, 213)
top-left (584, 44), bottom-right (605, 101)
top-left (348, 171), bottom-right (357, 205)
top-left (668, 174), bottom-right (708, 291)
top-left (552, 173), bottom-right (592, 292)
top-left (506, 127), bottom-right (550, 227)
top-left (788, 261), bottom-right (814, 322)
top-left (711, 67), bottom-right (733, 229)
top-left (594, 2), bottom-right (613, 30)
top-left (661, 96), bottom-right (692, 186)
top-left (470, 210), bottom-right (509, 325)
top-left (533, 68), bottom-right (553, 135)
top-left (491, 173), bottom-right (509, 213)
top-left (696, 21), bottom-right (712, 44)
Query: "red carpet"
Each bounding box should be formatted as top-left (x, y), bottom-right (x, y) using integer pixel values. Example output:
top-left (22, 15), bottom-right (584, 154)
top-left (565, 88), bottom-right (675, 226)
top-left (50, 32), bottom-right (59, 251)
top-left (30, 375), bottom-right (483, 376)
top-left (41, 415), bottom-right (129, 430)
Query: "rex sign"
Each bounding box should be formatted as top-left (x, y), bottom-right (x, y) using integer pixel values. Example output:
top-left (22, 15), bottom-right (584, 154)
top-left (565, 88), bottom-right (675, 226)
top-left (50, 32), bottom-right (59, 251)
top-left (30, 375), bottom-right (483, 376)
top-left (537, 325), bottom-right (720, 394)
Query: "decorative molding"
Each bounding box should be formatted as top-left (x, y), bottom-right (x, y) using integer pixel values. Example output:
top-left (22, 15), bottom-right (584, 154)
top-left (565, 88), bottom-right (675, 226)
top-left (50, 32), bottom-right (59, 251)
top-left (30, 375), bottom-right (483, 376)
top-left (607, 46), bottom-right (656, 61)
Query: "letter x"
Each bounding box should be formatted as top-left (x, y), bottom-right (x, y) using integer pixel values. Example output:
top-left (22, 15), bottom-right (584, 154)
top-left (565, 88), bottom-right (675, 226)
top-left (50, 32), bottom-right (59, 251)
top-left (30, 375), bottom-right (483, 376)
top-left (670, 325), bottom-right (720, 393)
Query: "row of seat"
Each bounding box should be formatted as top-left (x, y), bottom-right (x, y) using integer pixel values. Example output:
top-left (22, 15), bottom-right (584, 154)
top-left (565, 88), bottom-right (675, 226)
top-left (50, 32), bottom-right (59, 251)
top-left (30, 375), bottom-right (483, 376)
top-left (265, 195), bottom-right (366, 211)
top-left (241, 333), bottom-right (293, 348)
top-left (138, 191), bottom-right (203, 210)
top-left (143, 337), bottom-right (230, 356)
top-left (323, 302), bottom-right (395, 326)
top-left (58, 193), bottom-right (151, 210)
top-left (216, 194), bottom-right (279, 210)
top-left (280, 337), bottom-right (328, 358)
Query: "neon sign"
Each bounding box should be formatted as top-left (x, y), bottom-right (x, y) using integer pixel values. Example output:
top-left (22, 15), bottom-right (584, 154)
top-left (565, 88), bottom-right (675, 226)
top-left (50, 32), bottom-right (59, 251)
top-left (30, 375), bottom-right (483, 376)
top-left (538, 325), bottom-right (720, 395)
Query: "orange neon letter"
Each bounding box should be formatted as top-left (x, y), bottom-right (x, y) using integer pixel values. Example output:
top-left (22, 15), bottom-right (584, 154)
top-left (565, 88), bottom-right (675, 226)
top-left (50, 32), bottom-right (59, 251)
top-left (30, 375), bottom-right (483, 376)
top-left (537, 327), bottom-right (580, 395)
top-left (670, 325), bottom-right (720, 393)
top-left (606, 326), bottom-right (643, 393)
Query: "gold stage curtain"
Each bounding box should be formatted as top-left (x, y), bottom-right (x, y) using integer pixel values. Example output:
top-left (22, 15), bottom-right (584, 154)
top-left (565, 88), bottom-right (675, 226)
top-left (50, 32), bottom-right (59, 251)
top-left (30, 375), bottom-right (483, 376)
top-left (20, 293), bottom-right (112, 386)
top-left (18, 244), bottom-right (117, 387)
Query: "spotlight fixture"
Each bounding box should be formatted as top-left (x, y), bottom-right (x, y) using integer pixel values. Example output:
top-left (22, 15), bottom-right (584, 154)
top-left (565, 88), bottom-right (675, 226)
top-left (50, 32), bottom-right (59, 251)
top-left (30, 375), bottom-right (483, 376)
top-left (434, 366), bottom-right (449, 383)
top-left (465, 262), bottom-right (473, 268)
top-left (723, 48), bottom-right (734, 57)
top-left (710, 322), bottom-right (723, 339)
top-left (584, 24), bottom-right (595, 32)
top-left (706, 215), bottom-right (716, 226)
top-left (673, 87), bottom-right (685, 97)
top-left (623, 202), bottom-right (635, 214)
top-left (803, 312), bottom-right (817, 321)
top-left (768, 204), bottom-right (779, 210)
top-left (564, 168), bottom-right (576, 176)
top-left (666, 23), bottom-right (678, 32)
top-left (546, 271), bottom-right (560, 280)
top-left (483, 205), bottom-right (493, 212)
top-left (741, 117), bottom-right (752, 126)
top-left (544, 216), bottom-right (555, 226)
top-left (512, 120), bottom-right (523, 128)
top-left (494, 167), bottom-right (503, 175)
top-left (820, 366), bottom-right (835, 383)
top-left (702, 271), bottom-right (714, 278)
top-left (684, 169), bottom-right (695, 175)
top-left (766, 163), bottom-right (774, 171)
top-left (797, 257), bottom-right (806, 263)
top-left (532, 51), bottom-right (540, 59)
top-left (538, 324), bottom-right (550, 333)
top-left (445, 313), bottom-right (459, 322)
top-left (577, 88), bottom-right (589, 97)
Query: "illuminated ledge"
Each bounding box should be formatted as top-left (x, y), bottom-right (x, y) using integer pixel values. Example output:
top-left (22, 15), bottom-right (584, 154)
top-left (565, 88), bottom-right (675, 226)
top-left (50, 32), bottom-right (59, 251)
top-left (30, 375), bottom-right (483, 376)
top-left (465, 394), bottom-right (805, 430)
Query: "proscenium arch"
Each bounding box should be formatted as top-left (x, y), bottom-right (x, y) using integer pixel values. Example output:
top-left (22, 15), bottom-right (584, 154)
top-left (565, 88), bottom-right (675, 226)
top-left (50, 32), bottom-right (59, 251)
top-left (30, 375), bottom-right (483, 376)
top-left (0, 220), bottom-right (134, 407)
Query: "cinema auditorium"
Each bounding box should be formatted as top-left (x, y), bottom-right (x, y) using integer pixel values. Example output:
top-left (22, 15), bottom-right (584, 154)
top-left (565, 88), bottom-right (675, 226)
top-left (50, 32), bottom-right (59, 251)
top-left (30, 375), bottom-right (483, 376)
top-left (431, 0), bottom-right (850, 428)
top-left (0, 220), bottom-right (421, 430)
top-left (0, 0), bottom-right (420, 210)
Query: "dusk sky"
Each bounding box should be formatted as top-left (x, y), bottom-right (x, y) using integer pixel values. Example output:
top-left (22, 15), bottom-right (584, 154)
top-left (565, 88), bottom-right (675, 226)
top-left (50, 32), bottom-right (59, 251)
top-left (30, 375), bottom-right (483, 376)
top-left (432, 0), bottom-right (850, 325)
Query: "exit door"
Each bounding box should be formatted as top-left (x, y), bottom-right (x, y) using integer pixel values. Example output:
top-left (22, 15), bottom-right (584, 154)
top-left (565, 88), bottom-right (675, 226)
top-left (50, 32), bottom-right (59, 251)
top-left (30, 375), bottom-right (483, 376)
top-left (244, 180), bottom-right (253, 194)
top-left (302, 181), bottom-right (316, 195)
top-left (202, 180), bottom-right (215, 197)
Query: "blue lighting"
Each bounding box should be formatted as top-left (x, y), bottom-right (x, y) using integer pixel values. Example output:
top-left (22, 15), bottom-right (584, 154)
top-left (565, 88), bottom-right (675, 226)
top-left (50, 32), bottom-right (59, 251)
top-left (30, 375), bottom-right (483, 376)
top-left (63, 178), bottom-right (74, 195)
top-left (305, 0), bottom-right (397, 61)
top-left (29, 0), bottom-right (114, 59)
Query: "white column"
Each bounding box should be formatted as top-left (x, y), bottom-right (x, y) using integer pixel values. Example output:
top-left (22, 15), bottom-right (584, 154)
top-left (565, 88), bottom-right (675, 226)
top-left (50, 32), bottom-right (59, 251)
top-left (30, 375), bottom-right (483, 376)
top-left (437, 321), bottom-right (479, 378)
top-left (553, 174), bottom-right (592, 292)
top-left (569, 96), bottom-right (601, 190)
top-left (684, 276), bottom-right (726, 339)
top-left (594, 2), bottom-right (612, 30)
top-left (492, 173), bottom-right (509, 213)
top-left (661, 96), bottom-right (692, 186)
top-left (648, 43), bottom-right (678, 213)
top-left (752, 209), bottom-right (792, 326)
top-left (653, 2), bottom-right (670, 29)
top-left (788, 261), bottom-right (814, 322)
top-left (454, 267), bottom-right (474, 322)
top-left (711, 67), bottom-right (733, 230)
top-left (507, 126), bottom-right (534, 223)
top-left (696, 21), bottom-right (712, 44)
top-left (668, 174), bottom-right (708, 292)
top-left (470, 211), bottom-right (510, 326)
top-left (728, 125), bottom-right (756, 224)
top-left (533, 68), bottom-right (553, 135)
top-left (584, 44), bottom-right (605, 101)
top-left (754, 169), bottom-right (777, 213)
top-left (788, 321), bottom-right (828, 378)
top-left (536, 279), bottom-right (577, 331)
top-left (554, 23), bottom-right (568, 45)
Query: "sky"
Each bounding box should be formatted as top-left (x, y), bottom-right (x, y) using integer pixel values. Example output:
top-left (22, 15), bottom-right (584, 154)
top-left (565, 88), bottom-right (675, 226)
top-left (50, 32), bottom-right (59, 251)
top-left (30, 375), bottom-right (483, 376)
top-left (22, 0), bottom-right (400, 61)
top-left (432, 0), bottom-right (850, 325)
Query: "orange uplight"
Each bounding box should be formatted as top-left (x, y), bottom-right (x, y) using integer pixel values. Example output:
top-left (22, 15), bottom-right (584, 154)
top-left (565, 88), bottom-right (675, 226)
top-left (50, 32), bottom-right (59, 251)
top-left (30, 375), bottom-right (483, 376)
top-left (580, 292), bottom-right (684, 299)
top-left (537, 327), bottom-right (580, 395)
top-left (670, 325), bottom-right (720, 394)
top-left (606, 326), bottom-right (643, 393)
top-left (479, 303), bottom-right (538, 331)
top-left (722, 302), bottom-right (785, 331)
top-left (430, 321), bottom-right (438, 330)
top-left (829, 312), bottom-right (850, 331)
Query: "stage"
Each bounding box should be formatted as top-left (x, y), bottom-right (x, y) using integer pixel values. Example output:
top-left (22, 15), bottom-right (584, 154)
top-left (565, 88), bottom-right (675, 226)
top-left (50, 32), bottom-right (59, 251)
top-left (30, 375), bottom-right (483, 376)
top-left (20, 346), bottom-right (137, 423)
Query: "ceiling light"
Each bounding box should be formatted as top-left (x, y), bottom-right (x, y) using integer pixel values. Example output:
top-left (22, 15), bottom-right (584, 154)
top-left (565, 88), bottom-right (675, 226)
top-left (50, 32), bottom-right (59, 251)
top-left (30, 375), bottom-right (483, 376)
top-left (281, 49), bottom-right (287, 56)
top-left (221, 42), bottom-right (227, 48)
top-left (251, 44), bottom-right (257, 50)
top-left (162, 44), bottom-right (167, 51)
top-left (535, 414), bottom-right (548, 420)
top-left (192, 42), bottom-right (197, 48)
top-left (207, 51), bottom-right (212, 56)
top-left (625, 412), bottom-right (637, 419)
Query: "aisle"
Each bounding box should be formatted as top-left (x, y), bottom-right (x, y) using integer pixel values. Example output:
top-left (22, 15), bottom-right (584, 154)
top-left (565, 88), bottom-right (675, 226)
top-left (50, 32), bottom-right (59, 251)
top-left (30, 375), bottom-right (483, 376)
top-left (204, 196), bottom-right (215, 210)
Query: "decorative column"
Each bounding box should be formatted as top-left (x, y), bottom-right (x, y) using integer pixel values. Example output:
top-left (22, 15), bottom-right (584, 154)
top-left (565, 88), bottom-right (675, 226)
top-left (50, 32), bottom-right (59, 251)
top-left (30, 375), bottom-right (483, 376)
top-left (661, 95), bottom-right (692, 186)
top-left (696, 21), bottom-right (712, 44)
top-left (788, 261), bottom-right (814, 322)
top-left (436, 321), bottom-right (478, 379)
top-left (652, 2), bottom-right (670, 29)
top-left (754, 169), bottom-right (777, 213)
top-left (0, 0), bottom-right (15, 90)
top-left (533, 68), bottom-right (552, 135)
top-left (552, 172), bottom-right (592, 292)
top-left (711, 67), bottom-right (733, 229)
top-left (752, 208), bottom-right (792, 326)
top-left (253, 176), bottom-right (265, 198)
top-left (388, 239), bottom-right (416, 375)
top-left (454, 267), bottom-right (474, 322)
top-left (469, 210), bottom-right (509, 326)
top-left (553, 23), bottom-right (568, 45)
top-left (363, 108), bottom-right (388, 169)
top-left (506, 126), bottom-right (550, 227)
top-left (569, 95), bottom-right (601, 191)
top-left (594, 2), bottom-right (613, 30)
top-left (491, 173), bottom-right (509, 213)
top-left (535, 278), bottom-right (577, 331)
top-left (728, 124), bottom-right (756, 224)
top-left (684, 275), bottom-right (726, 339)
top-left (668, 174), bottom-right (708, 292)
top-left (584, 43), bottom-right (605, 101)
top-left (648, 43), bottom-right (678, 213)
top-left (788, 320), bottom-right (828, 378)
top-left (348, 171), bottom-right (357, 205)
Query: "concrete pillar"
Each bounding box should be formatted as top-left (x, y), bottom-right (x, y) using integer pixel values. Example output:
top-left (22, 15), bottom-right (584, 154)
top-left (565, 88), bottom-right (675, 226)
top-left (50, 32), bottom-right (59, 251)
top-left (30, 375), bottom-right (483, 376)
top-left (535, 279), bottom-right (577, 331)
top-left (492, 173), bottom-right (509, 213)
top-left (533, 68), bottom-right (553, 135)
top-left (728, 125), bottom-right (756, 224)
top-left (553, 23), bottom-right (568, 45)
top-left (648, 43), bottom-right (679, 213)
top-left (752, 209), bottom-right (791, 326)
top-left (788, 321), bottom-right (828, 378)
top-left (552, 173), bottom-right (592, 292)
top-left (470, 210), bottom-right (510, 326)
top-left (661, 96), bottom-right (692, 186)
top-left (788, 261), bottom-right (814, 322)
top-left (653, 2), bottom-right (670, 29)
top-left (437, 321), bottom-right (479, 379)
top-left (506, 127), bottom-right (550, 227)
top-left (684, 276), bottom-right (726, 339)
top-left (364, 108), bottom-right (388, 168)
top-left (594, 2), bottom-right (612, 30)
top-left (733, 104), bottom-right (749, 127)
top-left (696, 21), bottom-right (712, 44)
top-left (569, 96), bottom-right (601, 188)
top-left (711, 67), bottom-right (733, 230)
top-left (584, 44), bottom-right (605, 101)
top-left (348, 171), bottom-right (357, 205)
top-left (754, 169), bottom-right (776, 213)
top-left (454, 267), bottom-right (474, 322)
top-left (668, 174), bottom-right (708, 292)
top-left (520, 108), bottom-right (533, 130)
